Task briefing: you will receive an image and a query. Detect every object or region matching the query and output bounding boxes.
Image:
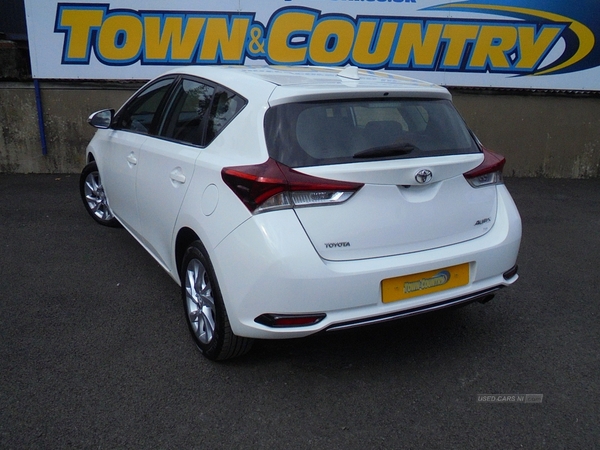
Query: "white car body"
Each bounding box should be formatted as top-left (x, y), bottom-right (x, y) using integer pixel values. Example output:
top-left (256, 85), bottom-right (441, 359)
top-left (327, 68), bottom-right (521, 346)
top-left (83, 65), bottom-right (521, 352)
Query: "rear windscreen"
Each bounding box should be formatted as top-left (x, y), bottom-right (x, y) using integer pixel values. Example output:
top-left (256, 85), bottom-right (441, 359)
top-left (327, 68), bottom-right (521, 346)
top-left (264, 98), bottom-right (480, 167)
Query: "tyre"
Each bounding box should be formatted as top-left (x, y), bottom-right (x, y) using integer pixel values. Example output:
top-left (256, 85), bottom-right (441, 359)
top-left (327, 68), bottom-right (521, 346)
top-left (79, 161), bottom-right (121, 227)
top-left (181, 241), bottom-right (253, 361)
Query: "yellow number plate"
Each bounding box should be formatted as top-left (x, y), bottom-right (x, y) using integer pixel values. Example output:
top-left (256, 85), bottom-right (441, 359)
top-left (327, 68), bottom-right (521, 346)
top-left (381, 263), bottom-right (470, 304)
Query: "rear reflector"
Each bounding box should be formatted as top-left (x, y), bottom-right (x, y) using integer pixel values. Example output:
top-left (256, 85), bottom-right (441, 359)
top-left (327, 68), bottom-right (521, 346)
top-left (503, 264), bottom-right (518, 280)
top-left (464, 148), bottom-right (505, 188)
top-left (255, 313), bottom-right (327, 328)
top-left (222, 158), bottom-right (363, 213)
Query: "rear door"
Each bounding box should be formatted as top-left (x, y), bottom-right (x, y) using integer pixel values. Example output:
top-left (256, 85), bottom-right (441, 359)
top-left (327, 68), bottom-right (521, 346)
top-left (135, 78), bottom-right (247, 269)
top-left (134, 78), bottom-right (215, 268)
top-left (265, 98), bottom-right (496, 261)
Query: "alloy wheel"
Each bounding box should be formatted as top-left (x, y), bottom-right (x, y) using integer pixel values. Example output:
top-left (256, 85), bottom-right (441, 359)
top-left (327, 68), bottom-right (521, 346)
top-left (185, 259), bottom-right (216, 345)
top-left (83, 171), bottom-right (115, 222)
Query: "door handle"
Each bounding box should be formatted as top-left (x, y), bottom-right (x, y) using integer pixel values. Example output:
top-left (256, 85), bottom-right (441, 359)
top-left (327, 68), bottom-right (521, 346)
top-left (126, 152), bottom-right (138, 166)
top-left (170, 168), bottom-right (186, 184)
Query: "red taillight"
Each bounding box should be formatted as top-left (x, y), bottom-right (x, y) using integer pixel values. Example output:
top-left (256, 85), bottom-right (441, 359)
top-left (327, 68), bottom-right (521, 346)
top-left (222, 158), bottom-right (363, 213)
top-left (464, 148), bottom-right (506, 188)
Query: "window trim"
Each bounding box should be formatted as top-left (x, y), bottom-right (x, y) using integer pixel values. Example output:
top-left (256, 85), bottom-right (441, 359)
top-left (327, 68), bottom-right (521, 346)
top-left (111, 74), bottom-right (248, 147)
top-left (158, 75), bottom-right (249, 148)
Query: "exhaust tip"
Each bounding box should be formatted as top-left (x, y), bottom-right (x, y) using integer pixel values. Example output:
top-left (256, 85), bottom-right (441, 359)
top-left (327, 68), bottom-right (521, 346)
top-left (478, 294), bottom-right (496, 304)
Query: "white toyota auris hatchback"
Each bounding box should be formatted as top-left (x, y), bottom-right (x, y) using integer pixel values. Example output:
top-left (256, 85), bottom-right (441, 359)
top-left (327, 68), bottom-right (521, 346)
top-left (81, 65), bottom-right (521, 360)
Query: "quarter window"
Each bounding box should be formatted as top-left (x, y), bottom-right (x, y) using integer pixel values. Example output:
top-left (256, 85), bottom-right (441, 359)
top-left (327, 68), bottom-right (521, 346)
top-left (160, 79), bottom-right (215, 146)
top-left (206, 90), bottom-right (246, 143)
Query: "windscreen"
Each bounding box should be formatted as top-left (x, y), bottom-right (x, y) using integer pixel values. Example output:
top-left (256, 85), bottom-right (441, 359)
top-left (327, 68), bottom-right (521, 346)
top-left (264, 98), bottom-right (479, 167)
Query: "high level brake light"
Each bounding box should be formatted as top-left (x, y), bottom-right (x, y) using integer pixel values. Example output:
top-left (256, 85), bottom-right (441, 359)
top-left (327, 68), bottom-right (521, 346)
top-left (464, 148), bottom-right (506, 188)
top-left (222, 158), bottom-right (363, 214)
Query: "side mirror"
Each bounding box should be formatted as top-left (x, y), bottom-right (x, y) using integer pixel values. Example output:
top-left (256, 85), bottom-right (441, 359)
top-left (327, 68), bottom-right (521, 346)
top-left (88, 109), bottom-right (114, 129)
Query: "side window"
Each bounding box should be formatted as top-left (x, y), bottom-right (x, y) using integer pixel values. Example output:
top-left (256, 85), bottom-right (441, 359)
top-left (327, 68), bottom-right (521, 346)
top-left (160, 79), bottom-right (215, 146)
top-left (206, 89), bottom-right (247, 144)
top-left (115, 78), bottom-right (174, 134)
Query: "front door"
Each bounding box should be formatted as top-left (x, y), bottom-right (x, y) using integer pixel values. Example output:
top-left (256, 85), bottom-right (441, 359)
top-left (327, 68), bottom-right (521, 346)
top-left (102, 77), bottom-right (176, 233)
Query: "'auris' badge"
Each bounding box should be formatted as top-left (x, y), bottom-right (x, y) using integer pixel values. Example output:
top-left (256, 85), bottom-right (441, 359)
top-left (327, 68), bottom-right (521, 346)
top-left (415, 169), bottom-right (433, 184)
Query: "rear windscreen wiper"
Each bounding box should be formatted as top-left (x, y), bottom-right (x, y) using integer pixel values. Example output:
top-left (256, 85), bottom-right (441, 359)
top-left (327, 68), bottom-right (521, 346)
top-left (353, 143), bottom-right (417, 159)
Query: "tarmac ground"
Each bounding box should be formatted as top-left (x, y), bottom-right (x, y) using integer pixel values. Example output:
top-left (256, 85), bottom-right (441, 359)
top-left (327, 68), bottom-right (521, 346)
top-left (1, 174), bottom-right (599, 448)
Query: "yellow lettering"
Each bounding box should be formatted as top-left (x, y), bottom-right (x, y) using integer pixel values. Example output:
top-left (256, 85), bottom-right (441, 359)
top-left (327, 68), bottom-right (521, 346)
top-left (393, 22), bottom-right (443, 67)
top-left (352, 20), bottom-right (398, 67)
top-left (144, 16), bottom-right (205, 62)
top-left (267, 11), bottom-right (316, 64)
top-left (309, 19), bottom-right (355, 64)
top-left (516, 26), bottom-right (562, 69)
top-left (59, 9), bottom-right (104, 60)
top-left (470, 25), bottom-right (517, 69)
top-left (199, 17), bottom-right (250, 62)
top-left (441, 24), bottom-right (480, 68)
top-left (57, 6), bottom-right (566, 76)
top-left (97, 14), bottom-right (143, 62)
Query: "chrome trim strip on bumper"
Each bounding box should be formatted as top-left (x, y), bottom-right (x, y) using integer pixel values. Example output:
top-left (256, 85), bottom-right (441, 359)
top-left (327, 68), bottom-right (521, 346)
top-left (325, 287), bottom-right (502, 332)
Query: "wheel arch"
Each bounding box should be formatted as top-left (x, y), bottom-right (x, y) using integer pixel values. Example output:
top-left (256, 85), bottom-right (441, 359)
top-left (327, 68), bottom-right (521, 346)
top-left (175, 227), bottom-right (201, 278)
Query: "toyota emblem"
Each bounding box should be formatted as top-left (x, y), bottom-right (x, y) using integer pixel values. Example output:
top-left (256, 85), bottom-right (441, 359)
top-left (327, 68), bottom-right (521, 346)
top-left (415, 169), bottom-right (433, 184)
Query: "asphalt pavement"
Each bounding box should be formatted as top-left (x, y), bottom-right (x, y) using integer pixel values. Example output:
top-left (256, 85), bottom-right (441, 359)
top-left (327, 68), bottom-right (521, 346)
top-left (0, 174), bottom-right (599, 449)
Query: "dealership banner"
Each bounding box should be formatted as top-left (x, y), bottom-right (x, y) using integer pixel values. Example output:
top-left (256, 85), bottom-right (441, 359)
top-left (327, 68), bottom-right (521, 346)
top-left (24, 0), bottom-right (600, 90)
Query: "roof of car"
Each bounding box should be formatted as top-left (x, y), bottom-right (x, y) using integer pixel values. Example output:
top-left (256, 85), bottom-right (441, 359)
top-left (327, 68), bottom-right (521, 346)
top-left (165, 65), bottom-right (452, 102)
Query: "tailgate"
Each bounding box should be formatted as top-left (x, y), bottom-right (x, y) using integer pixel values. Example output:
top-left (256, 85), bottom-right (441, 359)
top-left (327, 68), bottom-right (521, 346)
top-left (294, 154), bottom-right (497, 261)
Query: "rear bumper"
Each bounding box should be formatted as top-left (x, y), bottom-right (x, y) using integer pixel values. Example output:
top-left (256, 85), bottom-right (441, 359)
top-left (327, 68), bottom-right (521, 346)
top-left (325, 285), bottom-right (502, 332)
top-left (212, 184), bottom-right (521, 339)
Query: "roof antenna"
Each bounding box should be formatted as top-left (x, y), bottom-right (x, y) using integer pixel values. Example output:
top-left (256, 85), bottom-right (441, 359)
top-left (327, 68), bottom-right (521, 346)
top-left (337, 66), bottom-right (360, 80)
